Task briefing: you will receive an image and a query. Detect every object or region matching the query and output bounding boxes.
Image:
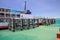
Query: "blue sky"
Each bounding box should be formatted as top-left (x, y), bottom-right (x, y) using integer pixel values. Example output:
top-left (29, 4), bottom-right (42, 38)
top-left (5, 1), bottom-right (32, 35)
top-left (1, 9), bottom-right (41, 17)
top-left (0, 0), bottom-right (60, 18)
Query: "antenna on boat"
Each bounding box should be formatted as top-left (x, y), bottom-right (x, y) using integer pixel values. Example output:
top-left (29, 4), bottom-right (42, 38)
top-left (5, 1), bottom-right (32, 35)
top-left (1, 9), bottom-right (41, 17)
top-left (24, 0), bottom-right (31, 14)
top-left (24, 1), bottom-right (26, 11)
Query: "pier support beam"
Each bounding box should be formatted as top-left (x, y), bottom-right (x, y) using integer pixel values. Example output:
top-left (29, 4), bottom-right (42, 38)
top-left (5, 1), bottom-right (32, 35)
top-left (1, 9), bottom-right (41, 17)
top-left (21, 19), bottom-right (23, 30)
top-left (12, 18), bottom-right (16, 32)
top-left (33, 19), bottom-right (35, 28)
top-left (8, 18), bottom-right (12, 31)
top-left (37, 19), bottom-right (39, 27)
top-left (27, 19), bottom-right (30, 29)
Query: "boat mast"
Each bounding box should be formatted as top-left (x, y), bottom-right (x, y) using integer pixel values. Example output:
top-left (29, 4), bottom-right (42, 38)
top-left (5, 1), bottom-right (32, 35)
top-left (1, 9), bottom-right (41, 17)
top-left (24, 1), bottom-right (26, 11)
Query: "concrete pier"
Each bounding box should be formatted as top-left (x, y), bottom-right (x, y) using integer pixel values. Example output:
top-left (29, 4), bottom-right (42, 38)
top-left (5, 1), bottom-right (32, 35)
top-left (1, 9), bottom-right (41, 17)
top-left (7, 17), bottom-right (56, 32)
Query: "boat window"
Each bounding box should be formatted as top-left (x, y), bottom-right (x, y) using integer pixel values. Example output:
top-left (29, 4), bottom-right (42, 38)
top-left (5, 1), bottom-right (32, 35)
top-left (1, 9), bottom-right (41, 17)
top-left (0, 18), bottom-right (4, 22)
top-left (0, 9), bottom-right (1, 11)
top-left (2, 9), bottom-right (4, 12)
top-left (6, 9), bottom-right (10, 12)
top-left (0, 13), bottom-right (4, 17)
top-left (17, 14), bottom-right (20, 17)
top-left (0, 13), bottom-right (4, 15)
top-left (6, 14), bottom-right (10, 17)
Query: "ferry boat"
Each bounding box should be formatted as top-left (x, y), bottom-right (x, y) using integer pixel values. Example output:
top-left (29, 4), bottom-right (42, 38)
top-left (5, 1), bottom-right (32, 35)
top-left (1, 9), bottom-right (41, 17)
top-left (0, 9), bottom-right (32, 29)
top-left (0, 8), bottom-right (20, 29)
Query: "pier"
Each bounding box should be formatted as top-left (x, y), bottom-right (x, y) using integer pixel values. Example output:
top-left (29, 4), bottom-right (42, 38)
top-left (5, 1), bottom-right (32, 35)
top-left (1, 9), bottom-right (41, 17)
top-left (0, 17), bottom-right (56, 32)
top-left (8, 18), bottom-right (39, 32)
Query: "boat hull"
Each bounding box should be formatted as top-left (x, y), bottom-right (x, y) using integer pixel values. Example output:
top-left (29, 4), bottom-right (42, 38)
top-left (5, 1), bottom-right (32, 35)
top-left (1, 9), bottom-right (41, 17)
top-left (0, 22), bottom-right (8, 29)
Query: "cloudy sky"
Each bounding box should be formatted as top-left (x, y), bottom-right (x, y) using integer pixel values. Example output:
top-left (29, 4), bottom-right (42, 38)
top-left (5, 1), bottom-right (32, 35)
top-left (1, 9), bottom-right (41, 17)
top-left (0, 0), bottom-right (60, 18)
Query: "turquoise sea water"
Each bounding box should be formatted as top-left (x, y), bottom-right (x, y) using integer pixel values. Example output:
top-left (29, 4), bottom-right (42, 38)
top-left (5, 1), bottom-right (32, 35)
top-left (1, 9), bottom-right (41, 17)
top-left (56, 18), bottom-right (60, 24)
top-left (0, 18), bottom-right (60, 40)
top-left (55, 18), bottom-right (60, 27)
